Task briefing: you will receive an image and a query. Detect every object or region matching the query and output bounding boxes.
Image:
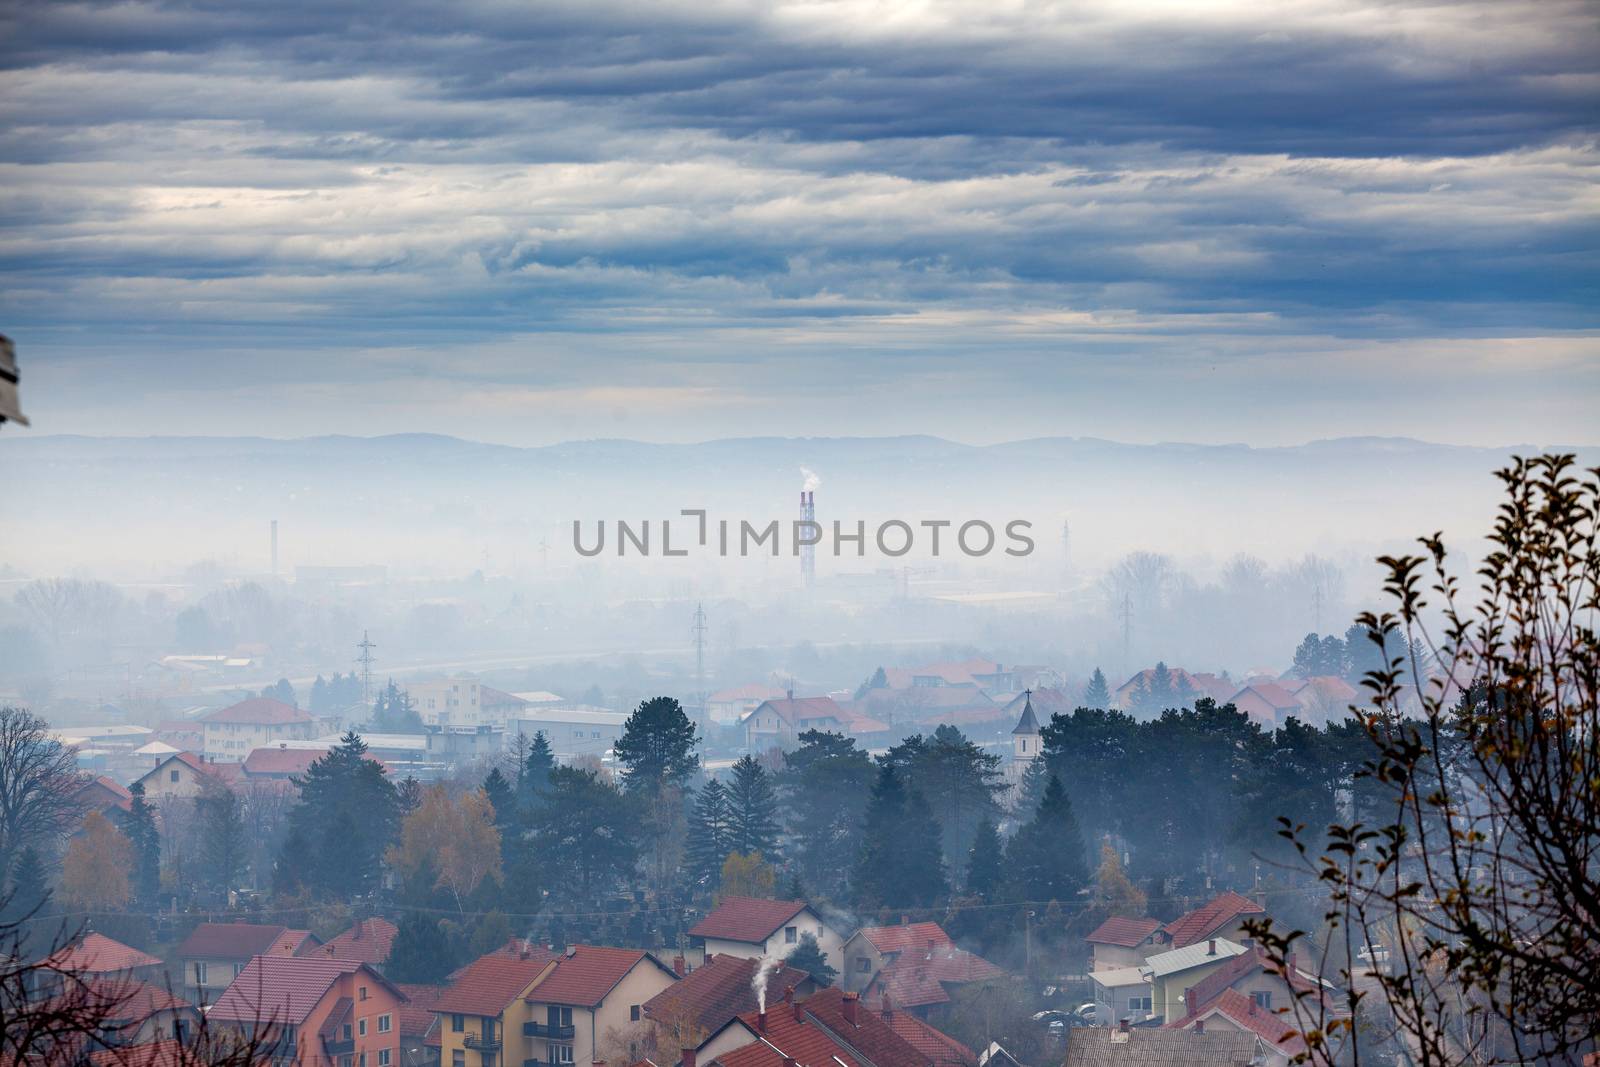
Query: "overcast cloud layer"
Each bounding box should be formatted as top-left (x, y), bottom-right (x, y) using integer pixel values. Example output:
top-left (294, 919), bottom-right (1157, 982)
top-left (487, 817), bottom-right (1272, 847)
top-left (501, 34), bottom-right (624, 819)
top-left (2, 0), bottom-right (1597, 444)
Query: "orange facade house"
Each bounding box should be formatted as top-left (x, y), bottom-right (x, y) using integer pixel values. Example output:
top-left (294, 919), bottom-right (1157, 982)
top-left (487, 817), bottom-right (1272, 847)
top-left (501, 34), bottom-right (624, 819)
top-left (208, 955), bottom-right (407, 1067)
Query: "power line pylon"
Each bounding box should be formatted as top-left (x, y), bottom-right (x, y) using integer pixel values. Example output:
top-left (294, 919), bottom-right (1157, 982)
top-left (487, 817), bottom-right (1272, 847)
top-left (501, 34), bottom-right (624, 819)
top-left (356, 630), bottom-right (377, 707)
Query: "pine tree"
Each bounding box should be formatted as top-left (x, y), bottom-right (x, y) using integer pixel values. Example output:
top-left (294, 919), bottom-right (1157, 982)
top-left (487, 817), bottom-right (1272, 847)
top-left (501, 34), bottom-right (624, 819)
top-left (531, 766), bottom-right (638, 900)
top-left (483, 768), bottom-right (515, 830)
top-left (198, 784), bottom-right (246, 893)
top-left (965, 817), bottom-right (1004, 900)
top-left (614, 697), bottom-right (700, 792)
top-left (3, 845), bottom-right (50, 920)
top-left (1016, 757), bottom-right (1050, 819)
top-left (397, 775), bottom-right (423, 815)
top-left (123, 781), bottom-right (162, 906)
top-left (777, 730), bottom-right (874, 900)
top-left (727, 756), bottom-right (780, 859)
top-left (372, 680), bottom-right (423, 733)
top-left (1005, 774), bottom-right (1087, 904)
top-left (280, 731), bottom-right (400, 897)
top-left (785, 932), bottom-right (838, 986)
top-left (386, 912), bottom-right (459, 983)
top-left (853, 763), bottom-right (946, 909)
top-left (1083, 668), bottom-right (1110, 710)
top-left (520, 731), bottom-right (555, 812)
top-left (686, 779), bottom-right (734, 884)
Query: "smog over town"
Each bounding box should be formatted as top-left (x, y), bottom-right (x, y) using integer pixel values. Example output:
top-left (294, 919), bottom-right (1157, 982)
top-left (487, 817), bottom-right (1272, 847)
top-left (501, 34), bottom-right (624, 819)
top-left (0, 3), bottom-right (1596, 1067)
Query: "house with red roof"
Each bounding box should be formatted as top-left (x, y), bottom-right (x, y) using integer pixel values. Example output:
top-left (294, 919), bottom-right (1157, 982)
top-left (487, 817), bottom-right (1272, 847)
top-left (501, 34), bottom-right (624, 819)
top-left (200, 697), bottom-right (318, 762)
top-left (394, 982), bottom-right (446, 1067)
top-left (209, 955), bottom-right (406, 1067)
top-left (133, 751), bottom-right (235, 802)
top-left (177, 922), bottom-right (322, 1004)
top-left (1152, 892), bottom-right (1267, 953)
top-left (706, 685), bottom-right (791, 726)
top-left (74, 775), bottom-right (134, 819)
top-left (1083, 916), bottom-right (1162, 972)
top-left (642, 954), bottom-right (815, 1048)
top-left (741, 696), bottom-right (853, 751)
top-left (318, 918), bottom-right (400, 969)
top-left (432, 944), bottom-right (675, 1067)
top-left (1225, 683), bottom-right (1302, 728)
top-left (687, 897), bottom-right (845, 973)
top-left (1163, 948), bottom-right (1334, 1064)
top-left (840, 923), bottom-right (950, 994)
top-left (89, 1038), bottom-right (189, 1067)
top-left (46, 977), bottom-right (200, 1055)
top-left (242, 744), bottom-right (331, 780)
top-left (1281, 676), bottom-right (1364, 726)
top-left (692, 987), bottom-right (938, 1067)
top-left (42, 932), bottom-right (164, 985)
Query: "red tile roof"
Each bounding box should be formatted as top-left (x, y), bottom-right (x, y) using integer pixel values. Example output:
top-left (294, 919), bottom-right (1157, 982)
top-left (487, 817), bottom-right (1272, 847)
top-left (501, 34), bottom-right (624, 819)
top-left (45, 977), bottom-right (193, 1024)
top-left (1169, 988), bottom-right (1306, 1057)
top-left (77, 775), bottom-right (134, 813)
top-left (862, 945), bottom-right (1005, 1010)
top-left (242, 746), bottom-right (327, 777)
top-left (434, 950), bottom-right (556, 1017)
top-left (43, 933), bottom-right (162, 974)
top-left (201, 698), bottom-right (312, 725)
top-left (688, 897), bottom-right (809, 944)
top-left (1162, 892), bottom-right (1266, 949)
top-left (208, 956), bottom-right (398, 1026)
top-left (319, 918), bottom-right (399, 966)
top-left (395, 983), bottom-right (447, 1039)
top-left (525, 945), bottom-right (670, 1008)
top-left (266, 929), bottom-right (319, 956)
top-left (714, 988), bottom-right (931, 1067)
top-left (643, 954), bottom-right (811, 1035)
top-left (90, 1040), bottom-right (186, 1067)
top-left (745, 698), bottom-right (846, 731)
top-left (878, 1009), bottom-right (976, 1067)
top-left (858, 923), bottom-right (953, 956)
top-left (1085, 916), bottom-right (1161, 947)
top-left (177, 923), bottom-right (296, 961)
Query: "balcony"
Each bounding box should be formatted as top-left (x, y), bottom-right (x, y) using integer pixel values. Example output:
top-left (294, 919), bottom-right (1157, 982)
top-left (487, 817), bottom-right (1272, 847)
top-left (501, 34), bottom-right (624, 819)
top-left (525, 1059), bottom-right (571, 1067)
top-left (325, 1039), bottom-right (355, 1056)
top-left (522, 1022), bottom-right (576, 1040)
top-left (464, 1034), bottom-right (503, 1051)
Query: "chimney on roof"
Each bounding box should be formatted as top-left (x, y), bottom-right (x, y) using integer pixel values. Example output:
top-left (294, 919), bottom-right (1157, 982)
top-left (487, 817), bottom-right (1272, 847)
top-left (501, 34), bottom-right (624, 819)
top-left (1208, 938), bottom-right (1217, 956)
top-left (565, 945), bottom-right (577, 958)
top-left (880, 993), bottom-right (893, 1022)
top-left (782, 1058), bottom-right (796, 1067)
top-left (841, 992), bottom-right (858, 1027)
top-left (787, 688), bottom-right (794, 701)
top-left (1194, 1019), bottom-right (1204, 1035)
top-left (1119, 1020), bottom-right (1130, 1034)
top-left (673, 955), bottom-right (685, 977)
top-left (791, 991), bottom-right (803, 1024)
top-left (926, 940), bottom-right (935, 960)
top-left (681, 1048), bottom-right (696, 1067)
top-left (757, 1010), bottom-right (767, 1033)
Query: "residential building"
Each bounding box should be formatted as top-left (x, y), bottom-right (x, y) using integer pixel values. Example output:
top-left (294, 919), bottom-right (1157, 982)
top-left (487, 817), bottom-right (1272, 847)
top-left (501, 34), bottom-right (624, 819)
top-left (842, 923), bottom-right (950, 993)
top-left (705, 685), bottom-right (789, 727)
top-left (740, 696), bottom-right (850, 751)
top-left (424, 724), bottom-right (506, 767)
top-left (41, 933), bottom-right (165, 989)
top-left (176, 922), bottom-right (321, 1004)
top-left (133, 751), bottom-right (238, 802)
top-left (1087, 966), bottom-right (1152, 1027)
top-left (1163, 946), bottom-right (1331, 1064)
top-left (208, 955), bottom-right (406, 1067)
top-left (1151, 892), bottom-right (1266, 953)
top-left (1224, 683), bottom-right (1302, 728)
top-left (1145, 938), bottom-right (1250, 1022)
top-left (507, 708), bottom-right (628, 759)
top-left (1165, 990), bottom-right (1304, 1065)
top-left (687, 897), bottom-right (845, 971)
top-left (49, 979), bottom-right (200, 1052)
top-left (642, 954), bottom-right (814, 1049)
top-left (410, 677), bottom-right (485, 729)
top-left (73, 775), bottom-right (134, 820)
top-left (244, 744), bottom-right (332, 780)
top-left (433, 944), bottom-right (676, 1067)
top-left (320, 918), bottom-right (400, 969)
top-left (90, 1039), bottom-right (189, 1067)
top-left (200, 698), bottom-right (318, 761)
top-left (1282, 676), bottom-right (1363, 726)
top-left (395, 983), bottom-right (446, 1067)
top-left (694, 987), bottom-right (936, 1067)
top-left (1062, 1025), bottom-right (1264, 1067)
top-left (860, 940), bottom-right (1005, 1021)
top-left (1083, 917), bottom-right (1161, 972)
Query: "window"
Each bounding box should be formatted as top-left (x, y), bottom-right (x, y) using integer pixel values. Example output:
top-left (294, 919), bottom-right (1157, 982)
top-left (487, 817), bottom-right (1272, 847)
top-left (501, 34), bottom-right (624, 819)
top-left (856, 958), bottom-right (871, 973)
top-left (234, 962), bottom-right (245, 976)
top-left (452, 1015), bottom-right (464, 1033)
top-left (343, 1058), bottom-right (353, 1067)
top-left (170, 770), bottom-right (180, 782)
top-left (591, 731), bottom-right (600, 739)
top-left (785, 926), bottom-right (797, 944)
top-left (194, 962), bottom-right (207, 985)
top-left (359, 1056), bottom-right (366, 1067)
top-left (359, 986), bottom-right (369, 1002)
top-left (1251, 991), bottom-right (1272, 1010)
top-left (554, 1047), bottom-right (574, 1065)
top-left (630, 1006), bottom-right (640, 1022)
top-left (453, 1054), bottom-right (465, 1067)
top-left (378, 1014), bottom-right (391, 1034)
top-left (358, 1019), bottom-right (367, 1037)
top-left (379, 1052), bottom-right (391, 1067)
top-left (343, 1025), bottom-right (352, 1041)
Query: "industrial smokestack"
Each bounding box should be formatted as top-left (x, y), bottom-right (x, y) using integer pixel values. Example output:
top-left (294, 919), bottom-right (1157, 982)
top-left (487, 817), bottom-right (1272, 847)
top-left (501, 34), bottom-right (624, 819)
top-left (799, 489), bottom-right (816, 588)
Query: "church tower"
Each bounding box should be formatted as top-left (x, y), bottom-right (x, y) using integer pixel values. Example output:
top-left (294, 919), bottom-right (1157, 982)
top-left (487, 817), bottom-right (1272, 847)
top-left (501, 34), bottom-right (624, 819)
top-left (1012, 689), bottom-right (1041, 764)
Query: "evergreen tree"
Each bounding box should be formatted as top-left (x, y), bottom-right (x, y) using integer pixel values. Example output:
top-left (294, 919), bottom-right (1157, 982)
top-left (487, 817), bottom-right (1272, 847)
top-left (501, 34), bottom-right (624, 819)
top-left (519, 731), bottom-right (556, 812)
top-left (854, 667), bottom-right (888, 699)
top-left (1082, 668), bottom-right (1111, 710)
top-left (853, 763), bottom-right (946, 909)
top-left (531, 766), bottom-right (638, 899)
top-left (777, 731), bottom-right (875, 899)
top-left (614, 696), bottom-right (700, 793)
top-left (386, 912), bottom-right (459, 983)
top-left (483, 768), bottom-right (515, 831)
top-left (397, 775), bottom-right (424, 815)
top-left (310, 675), bottom-right (329, 714)
top-left (686, 779), bottom-right (734, 884)
top-left (1005, 774), bottom-right (1087, 904)
top-left (263, 678), bottom-right (297, 706)
top-left (1016, 757), bottom-right (1050, 819)
top-left (727, 756), bottom-right (780, 859)
top-left (280, 731), bottom-right (400, 897)
top-left (886, 725), bottom-right (1007, 867)
top-left (198, 784), bottom-right (246, 893)
top-left (964, 818), bottom-right (1004, 901)
top-left (123, 781), bottom-right (162, 906)
top-left (372, 680), bottom-right (424, 733)
top-left (3, 845), bottom-right (50, 921)
top-left (785, 932), bottom-right (838, 986)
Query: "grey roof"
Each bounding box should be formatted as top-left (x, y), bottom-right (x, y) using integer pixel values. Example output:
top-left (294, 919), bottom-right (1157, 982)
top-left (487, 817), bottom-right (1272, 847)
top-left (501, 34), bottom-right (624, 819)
top-left (1011, 692), bottom-right (1040, 735)
top-left (1064, 1028), bottom-right (1261, 1067)
top-left (1144, 937), bottom-right (1247, 978)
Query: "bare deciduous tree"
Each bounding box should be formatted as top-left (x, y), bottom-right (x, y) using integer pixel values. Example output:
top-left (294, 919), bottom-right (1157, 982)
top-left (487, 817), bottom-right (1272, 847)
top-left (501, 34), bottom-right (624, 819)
top-left (0, 706), bottom-right (84, 876)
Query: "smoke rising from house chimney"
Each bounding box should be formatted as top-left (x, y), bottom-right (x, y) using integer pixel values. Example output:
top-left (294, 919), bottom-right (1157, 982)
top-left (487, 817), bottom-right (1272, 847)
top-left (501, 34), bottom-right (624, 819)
top-left (752, 955), bottom-right (781, 1013)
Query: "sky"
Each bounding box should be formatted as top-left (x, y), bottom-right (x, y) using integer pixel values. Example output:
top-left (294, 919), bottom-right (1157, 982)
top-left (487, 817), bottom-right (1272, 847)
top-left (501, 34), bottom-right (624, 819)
top-left (1, 0), bottom-right (1597, 446)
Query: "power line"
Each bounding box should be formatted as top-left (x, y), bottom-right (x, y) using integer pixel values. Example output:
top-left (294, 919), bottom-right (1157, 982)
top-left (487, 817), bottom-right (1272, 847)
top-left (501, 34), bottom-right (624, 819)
top-left (356, 630), bottom-right (377, 707)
